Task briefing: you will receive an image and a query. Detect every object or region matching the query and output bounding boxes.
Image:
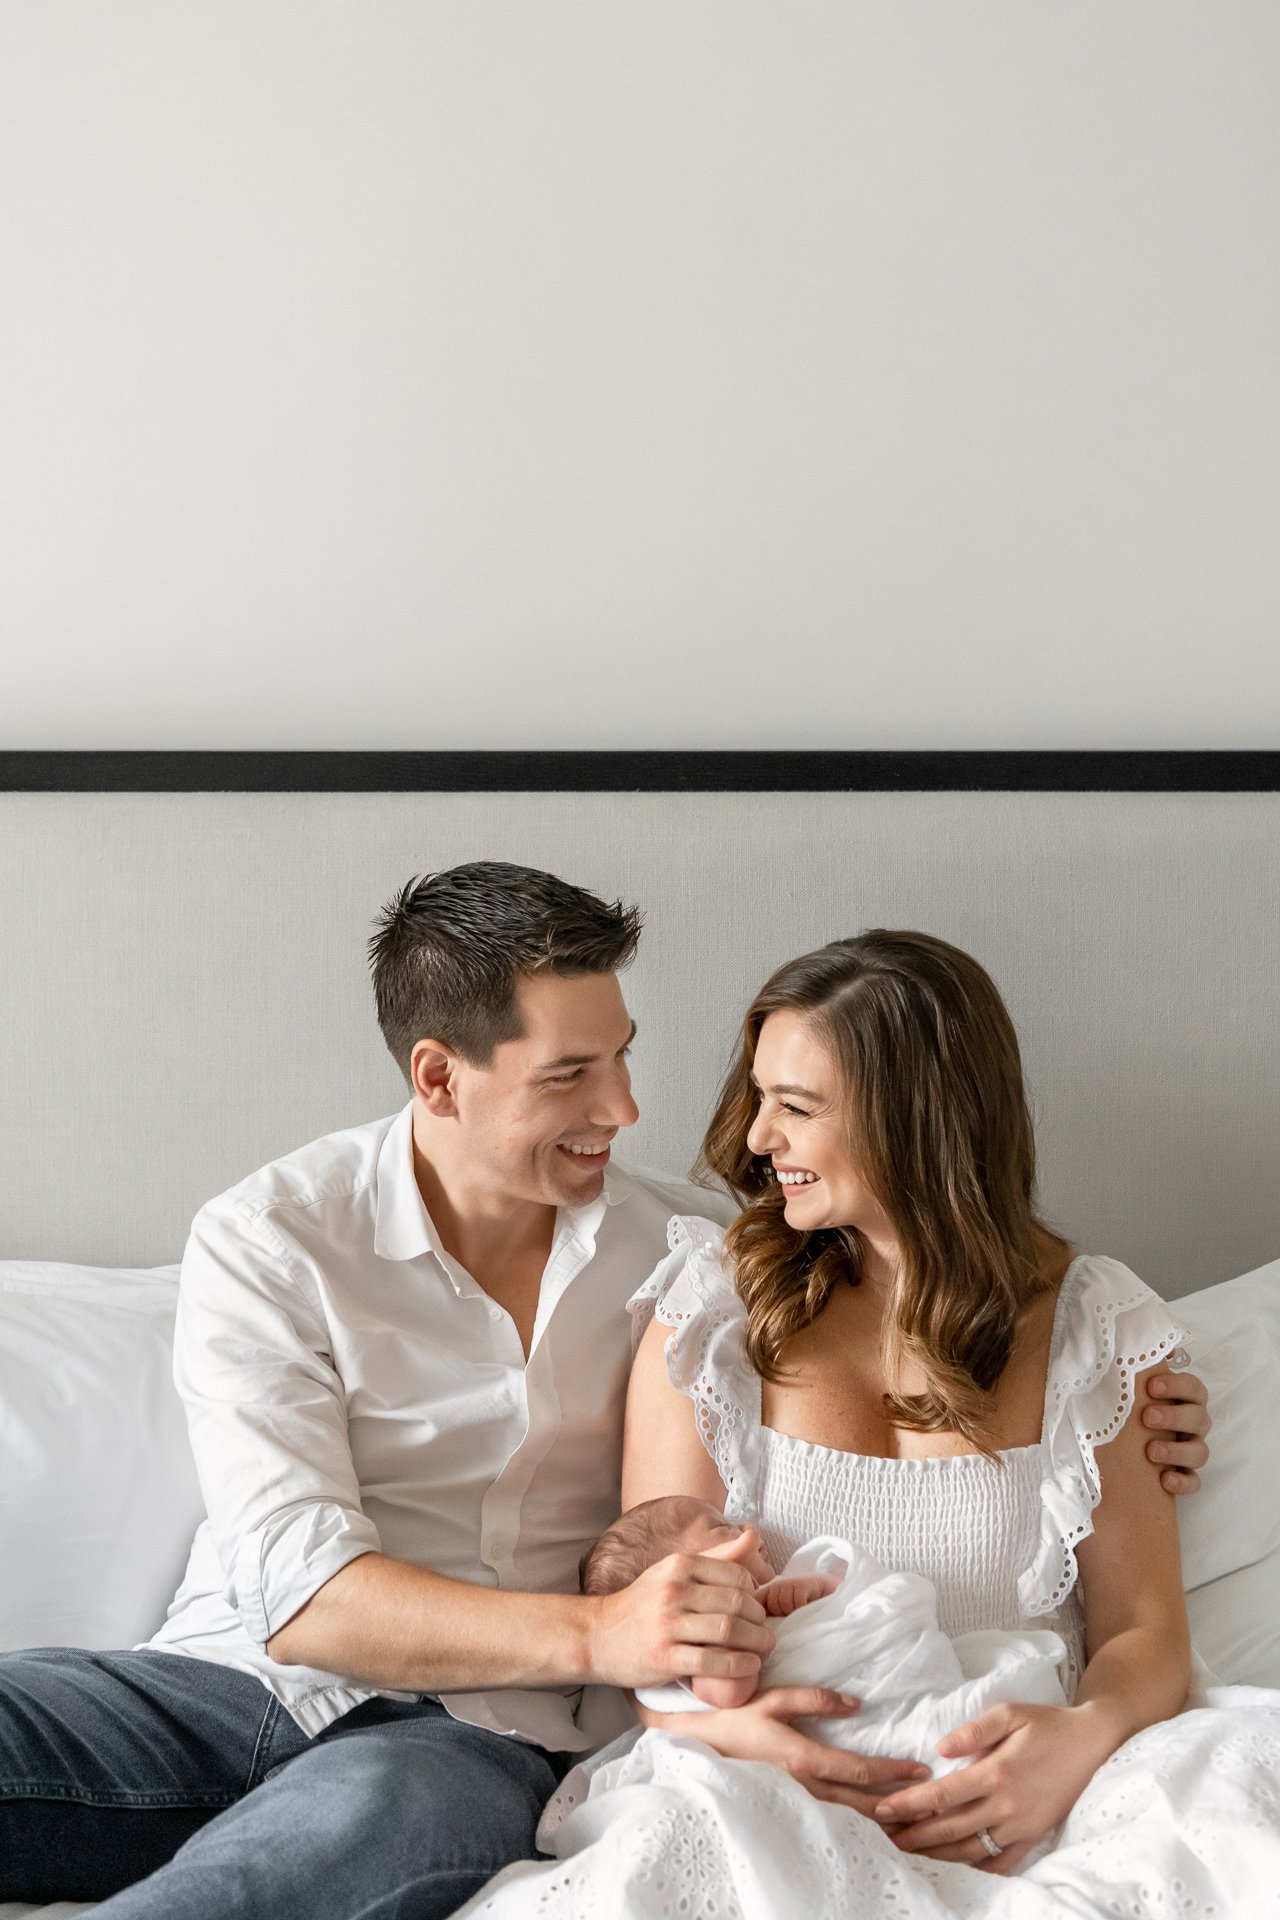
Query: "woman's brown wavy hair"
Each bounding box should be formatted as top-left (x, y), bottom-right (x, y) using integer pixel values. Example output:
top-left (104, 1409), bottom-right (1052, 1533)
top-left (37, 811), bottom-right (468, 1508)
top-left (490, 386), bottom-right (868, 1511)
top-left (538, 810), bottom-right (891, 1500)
top-left (696, 931), bottom-right (1068, 1453)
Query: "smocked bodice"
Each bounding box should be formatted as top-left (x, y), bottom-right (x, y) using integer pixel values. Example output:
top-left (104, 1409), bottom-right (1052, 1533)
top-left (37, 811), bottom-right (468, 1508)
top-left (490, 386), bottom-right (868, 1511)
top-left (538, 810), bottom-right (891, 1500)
top-left (756, 1428), bottom-right (1084, 1687)
top-left (629, 1216), bottom-right (1188, 1702)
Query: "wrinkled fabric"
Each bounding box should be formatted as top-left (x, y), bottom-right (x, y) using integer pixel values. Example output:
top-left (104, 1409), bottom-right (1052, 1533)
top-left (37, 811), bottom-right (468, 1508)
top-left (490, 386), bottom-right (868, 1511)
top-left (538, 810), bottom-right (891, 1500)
top-left (637, 1537), bottom-right (1067, 1773)
top-left (463, 1699), bottom-right (1280, 1920)
top-left (456, 1223), bottom-right (1280, 1918)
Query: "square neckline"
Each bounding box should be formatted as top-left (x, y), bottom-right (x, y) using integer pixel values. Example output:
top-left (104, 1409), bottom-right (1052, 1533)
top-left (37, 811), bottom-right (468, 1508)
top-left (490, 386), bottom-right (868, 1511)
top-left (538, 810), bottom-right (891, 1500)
top-left (759, 1254), bottom-right (1088, 1469)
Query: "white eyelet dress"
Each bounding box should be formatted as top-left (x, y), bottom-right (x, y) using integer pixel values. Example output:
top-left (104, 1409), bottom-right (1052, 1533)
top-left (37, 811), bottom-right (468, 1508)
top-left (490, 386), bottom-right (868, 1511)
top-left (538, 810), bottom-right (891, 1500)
top-left (461, 1218), bottom-right (1280, 1920)
top-left (629, 1216), bottom-right (1189, 1700)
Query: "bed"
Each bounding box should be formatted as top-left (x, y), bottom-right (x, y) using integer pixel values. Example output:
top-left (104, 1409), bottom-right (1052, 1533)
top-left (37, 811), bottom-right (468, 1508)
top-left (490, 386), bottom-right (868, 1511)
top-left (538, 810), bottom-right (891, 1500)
top-left (2, 748), bottom-right (1278, 1917)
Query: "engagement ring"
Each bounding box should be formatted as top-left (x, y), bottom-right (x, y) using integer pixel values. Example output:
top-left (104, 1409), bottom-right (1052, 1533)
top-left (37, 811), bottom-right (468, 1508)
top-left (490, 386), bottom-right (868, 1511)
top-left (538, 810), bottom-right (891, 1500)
top-left (976, 1828), bottom-right (1002, 1859)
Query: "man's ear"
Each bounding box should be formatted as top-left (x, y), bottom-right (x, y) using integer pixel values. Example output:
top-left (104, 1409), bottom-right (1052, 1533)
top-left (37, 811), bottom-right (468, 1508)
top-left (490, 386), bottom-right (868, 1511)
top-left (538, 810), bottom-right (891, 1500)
top-left (411, 1039), bottom-right (460, 1117)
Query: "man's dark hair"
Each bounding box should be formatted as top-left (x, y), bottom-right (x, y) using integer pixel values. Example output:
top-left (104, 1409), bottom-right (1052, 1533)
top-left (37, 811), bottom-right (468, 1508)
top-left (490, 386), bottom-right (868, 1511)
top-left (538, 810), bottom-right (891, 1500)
top-left (368, 860), bottom-right (642, 1080)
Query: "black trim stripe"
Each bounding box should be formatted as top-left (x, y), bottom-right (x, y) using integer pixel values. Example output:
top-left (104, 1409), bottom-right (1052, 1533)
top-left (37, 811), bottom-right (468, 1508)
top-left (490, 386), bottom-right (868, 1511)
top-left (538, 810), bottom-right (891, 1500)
top-left (1, 750), bottom-right (1277, 793)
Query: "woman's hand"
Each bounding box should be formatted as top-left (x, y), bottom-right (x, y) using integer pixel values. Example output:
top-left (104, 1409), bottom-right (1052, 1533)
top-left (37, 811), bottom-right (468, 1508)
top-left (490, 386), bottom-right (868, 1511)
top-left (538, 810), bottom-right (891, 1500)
top-left (871, 1701), bottom-right (1113, 1874)
top-left (652, 1687), bottom-right (929, 1818)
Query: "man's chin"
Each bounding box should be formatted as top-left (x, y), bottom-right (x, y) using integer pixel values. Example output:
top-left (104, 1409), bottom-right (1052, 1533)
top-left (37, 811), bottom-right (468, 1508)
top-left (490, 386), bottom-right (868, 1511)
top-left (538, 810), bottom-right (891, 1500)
top-left (546, 1148), bottom-right (610, 1205)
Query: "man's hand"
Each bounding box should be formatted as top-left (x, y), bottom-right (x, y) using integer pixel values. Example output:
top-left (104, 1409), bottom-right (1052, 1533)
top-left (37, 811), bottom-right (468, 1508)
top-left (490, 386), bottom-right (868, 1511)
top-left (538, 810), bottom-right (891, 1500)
top-left (587, 1551), bottom-right (775, 1692)
top-left (1142, 1364), bottom-right (1212, 1494)
top-left (658, 1688), bottom-right (928, 1816)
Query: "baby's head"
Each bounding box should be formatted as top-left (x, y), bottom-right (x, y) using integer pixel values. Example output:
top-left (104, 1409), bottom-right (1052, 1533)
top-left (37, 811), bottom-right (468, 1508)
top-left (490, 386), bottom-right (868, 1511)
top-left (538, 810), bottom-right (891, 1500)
top-left (580, 1494), bottom-right (772, 1596)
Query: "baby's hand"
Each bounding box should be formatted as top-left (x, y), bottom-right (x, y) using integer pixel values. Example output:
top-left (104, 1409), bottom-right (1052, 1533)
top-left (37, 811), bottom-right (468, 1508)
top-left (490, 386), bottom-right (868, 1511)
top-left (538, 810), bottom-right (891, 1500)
top-left (758, 1572), bottom-right (838, 1617)
top-left (685, 1573), bottom-right (836, 1703)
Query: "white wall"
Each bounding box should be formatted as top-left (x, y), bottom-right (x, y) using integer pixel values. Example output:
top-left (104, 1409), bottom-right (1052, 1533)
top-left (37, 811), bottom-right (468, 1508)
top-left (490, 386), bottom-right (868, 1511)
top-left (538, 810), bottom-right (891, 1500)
top-left (2, 2), bottom-right (1277, 750)
top-left (7, 787), bottom-right (1278, 1293)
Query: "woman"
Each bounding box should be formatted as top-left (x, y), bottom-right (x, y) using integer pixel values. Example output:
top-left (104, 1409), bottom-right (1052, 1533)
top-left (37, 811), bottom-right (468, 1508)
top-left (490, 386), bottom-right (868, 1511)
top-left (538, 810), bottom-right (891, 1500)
top-left (464, 933), bottom-right (1280, 1917)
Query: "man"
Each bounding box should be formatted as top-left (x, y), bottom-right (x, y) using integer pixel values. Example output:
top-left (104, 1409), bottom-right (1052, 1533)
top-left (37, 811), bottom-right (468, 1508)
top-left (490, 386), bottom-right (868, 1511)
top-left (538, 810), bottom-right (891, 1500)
top-left (0, 862), bottom-right (1211, 1916)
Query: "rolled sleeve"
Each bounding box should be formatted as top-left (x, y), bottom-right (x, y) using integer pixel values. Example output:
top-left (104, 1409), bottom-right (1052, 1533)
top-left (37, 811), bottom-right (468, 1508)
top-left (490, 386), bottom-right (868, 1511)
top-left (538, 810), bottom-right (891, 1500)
top-left (175, 1197), bottom-right (382, 1646)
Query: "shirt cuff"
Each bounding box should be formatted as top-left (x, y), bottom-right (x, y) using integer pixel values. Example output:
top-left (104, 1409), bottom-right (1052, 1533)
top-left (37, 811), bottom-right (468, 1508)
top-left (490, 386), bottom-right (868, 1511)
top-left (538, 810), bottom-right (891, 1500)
top-left (233, 1500), bottom-right (382, 1646)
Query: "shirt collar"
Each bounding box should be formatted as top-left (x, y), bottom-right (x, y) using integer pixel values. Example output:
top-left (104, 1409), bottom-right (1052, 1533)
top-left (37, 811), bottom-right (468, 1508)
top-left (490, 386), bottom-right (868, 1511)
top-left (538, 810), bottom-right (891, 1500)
top-left (373, 1101), bottom-right (630, 1268)
top-left (373, 1103), bottom-right (440, 1264)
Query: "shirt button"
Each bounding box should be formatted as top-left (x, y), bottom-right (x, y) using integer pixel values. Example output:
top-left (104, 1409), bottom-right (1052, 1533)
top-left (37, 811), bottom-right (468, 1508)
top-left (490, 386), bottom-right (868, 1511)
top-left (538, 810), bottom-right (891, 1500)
top-left (488, 1305), bottom-right (503, 1322)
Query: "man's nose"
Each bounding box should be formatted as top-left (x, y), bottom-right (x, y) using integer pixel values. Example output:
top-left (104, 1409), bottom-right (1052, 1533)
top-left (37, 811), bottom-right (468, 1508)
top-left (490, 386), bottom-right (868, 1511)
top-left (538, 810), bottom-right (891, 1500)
top-left (594, 1070), bottom-right (639, 1130)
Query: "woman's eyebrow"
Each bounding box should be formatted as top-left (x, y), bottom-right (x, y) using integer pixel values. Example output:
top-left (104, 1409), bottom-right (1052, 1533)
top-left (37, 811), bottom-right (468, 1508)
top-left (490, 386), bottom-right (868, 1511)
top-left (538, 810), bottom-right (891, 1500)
top-left (748, 1071), bottom-right (821, 1100)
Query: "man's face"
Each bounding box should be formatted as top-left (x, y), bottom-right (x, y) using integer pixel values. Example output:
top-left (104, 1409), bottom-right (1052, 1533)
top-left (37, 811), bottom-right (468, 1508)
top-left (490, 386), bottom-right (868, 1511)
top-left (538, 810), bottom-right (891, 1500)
top-left (445, 970), bottom-right (640, 1209)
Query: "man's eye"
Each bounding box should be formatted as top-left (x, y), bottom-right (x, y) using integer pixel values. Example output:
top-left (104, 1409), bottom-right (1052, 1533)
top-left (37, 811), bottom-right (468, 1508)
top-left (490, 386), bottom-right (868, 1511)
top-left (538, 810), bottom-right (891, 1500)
top-left (548, 1071), bottom-right (584, 1086)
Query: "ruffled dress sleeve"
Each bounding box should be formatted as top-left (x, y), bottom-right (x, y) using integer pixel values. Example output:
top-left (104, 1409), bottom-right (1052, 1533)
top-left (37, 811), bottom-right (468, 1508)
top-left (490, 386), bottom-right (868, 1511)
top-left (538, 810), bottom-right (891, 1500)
top-left (1019, 1255), bottom-right (1189, 1617)
top-left (626, 1215), bottom-right (763, 1521)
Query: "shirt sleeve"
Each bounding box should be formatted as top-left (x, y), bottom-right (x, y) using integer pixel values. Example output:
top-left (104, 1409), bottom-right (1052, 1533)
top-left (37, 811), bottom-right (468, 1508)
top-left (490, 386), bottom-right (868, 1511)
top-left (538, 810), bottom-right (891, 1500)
top-left (173, 1195), bottom-right (382, 1646)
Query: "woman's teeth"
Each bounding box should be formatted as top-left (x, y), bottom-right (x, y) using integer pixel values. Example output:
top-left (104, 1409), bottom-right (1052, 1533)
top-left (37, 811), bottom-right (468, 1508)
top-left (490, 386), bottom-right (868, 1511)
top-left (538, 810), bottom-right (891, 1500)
top-left (776, 1170), bottom-right (818, 1185)
top-left (563, 1142), bottom-right (609, 1156)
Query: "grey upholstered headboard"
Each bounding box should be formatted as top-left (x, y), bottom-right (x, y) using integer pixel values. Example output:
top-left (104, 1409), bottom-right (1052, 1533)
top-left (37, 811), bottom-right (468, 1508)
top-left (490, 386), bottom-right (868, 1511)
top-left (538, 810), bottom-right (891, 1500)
top-left (2, 760), bottom-right (1277, 1299)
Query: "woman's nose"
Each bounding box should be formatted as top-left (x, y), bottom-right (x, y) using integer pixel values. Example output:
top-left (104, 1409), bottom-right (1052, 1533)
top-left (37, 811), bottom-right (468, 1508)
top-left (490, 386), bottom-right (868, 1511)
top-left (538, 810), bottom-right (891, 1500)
top-left (746, 1110), bottom-right (777, 1155)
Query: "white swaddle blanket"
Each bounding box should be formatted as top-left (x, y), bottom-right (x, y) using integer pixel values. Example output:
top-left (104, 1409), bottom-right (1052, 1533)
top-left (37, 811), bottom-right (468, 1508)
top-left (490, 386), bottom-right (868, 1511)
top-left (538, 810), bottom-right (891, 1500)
top-left (636, 1536), bottom-right (1068, 1776)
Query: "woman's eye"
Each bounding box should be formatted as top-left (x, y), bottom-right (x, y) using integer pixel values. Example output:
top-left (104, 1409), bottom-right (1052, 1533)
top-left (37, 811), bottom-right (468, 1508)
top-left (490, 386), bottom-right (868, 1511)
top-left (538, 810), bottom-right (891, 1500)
top-left (781, 1102), bottom-right (808, 1117)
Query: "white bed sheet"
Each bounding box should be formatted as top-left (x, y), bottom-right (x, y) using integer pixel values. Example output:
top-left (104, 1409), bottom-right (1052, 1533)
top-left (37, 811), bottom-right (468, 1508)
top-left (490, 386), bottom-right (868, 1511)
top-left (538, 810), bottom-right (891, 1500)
top-left (6, 1545), bottom-right (1278, 1920)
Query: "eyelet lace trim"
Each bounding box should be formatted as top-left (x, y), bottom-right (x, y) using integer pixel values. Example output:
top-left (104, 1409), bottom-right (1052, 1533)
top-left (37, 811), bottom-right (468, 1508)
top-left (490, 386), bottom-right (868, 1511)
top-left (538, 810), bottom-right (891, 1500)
top-left (1019, 1256), bottom-right (1187, 1617)
top-left (627, 1215), bottom-right (761, 1519)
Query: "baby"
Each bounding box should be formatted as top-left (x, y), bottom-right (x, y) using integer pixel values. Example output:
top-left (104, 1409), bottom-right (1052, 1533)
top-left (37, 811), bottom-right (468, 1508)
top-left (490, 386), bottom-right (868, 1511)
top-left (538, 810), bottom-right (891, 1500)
top-left (581, 1495), bottom-right (1069, 1774)
top-left (580, 1494), bottom-right (835, 1708)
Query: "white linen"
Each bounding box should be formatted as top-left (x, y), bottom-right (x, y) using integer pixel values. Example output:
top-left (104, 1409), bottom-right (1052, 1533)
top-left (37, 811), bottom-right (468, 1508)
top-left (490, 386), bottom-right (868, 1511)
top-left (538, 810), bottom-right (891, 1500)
top-left (1172, 1256), bottom-right (1280, 1591)
top-left (636, 1538), bottom-right (1066, 1773)
top-left (0, 1262), bottom-right (202, 1654)
top-left (457, 1221), bottom-right (1280, 1918)
top-left (1186, 1542), bottom-right (1280, 1690)
top-left (149, 1106), bottom-right (732, 1745)
top-left (467, 1701), bottom-right (1280, 1920)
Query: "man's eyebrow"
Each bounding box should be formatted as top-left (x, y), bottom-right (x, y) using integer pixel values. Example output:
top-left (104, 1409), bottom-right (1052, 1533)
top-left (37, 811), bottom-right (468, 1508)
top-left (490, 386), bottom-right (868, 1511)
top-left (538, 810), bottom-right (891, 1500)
top-left (538, 1020), bottom-right (637, 1073)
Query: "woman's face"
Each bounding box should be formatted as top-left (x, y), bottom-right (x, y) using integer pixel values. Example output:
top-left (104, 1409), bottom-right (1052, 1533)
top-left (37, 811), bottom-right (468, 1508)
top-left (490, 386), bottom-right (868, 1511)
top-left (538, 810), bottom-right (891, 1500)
top-left (745, 1009), bottom-right (892, 1244)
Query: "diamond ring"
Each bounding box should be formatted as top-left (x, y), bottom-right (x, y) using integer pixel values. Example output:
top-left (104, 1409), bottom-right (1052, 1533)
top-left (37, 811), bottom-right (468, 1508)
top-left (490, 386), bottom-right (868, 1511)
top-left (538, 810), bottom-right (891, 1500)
top-left (976, 1827), bottom-right (1002, 1859)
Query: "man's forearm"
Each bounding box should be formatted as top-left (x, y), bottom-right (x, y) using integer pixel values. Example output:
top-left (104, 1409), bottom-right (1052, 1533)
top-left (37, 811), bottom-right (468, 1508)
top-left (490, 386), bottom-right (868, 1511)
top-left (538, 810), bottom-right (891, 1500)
top-left (266, 1550), bottom-right (598, 1691)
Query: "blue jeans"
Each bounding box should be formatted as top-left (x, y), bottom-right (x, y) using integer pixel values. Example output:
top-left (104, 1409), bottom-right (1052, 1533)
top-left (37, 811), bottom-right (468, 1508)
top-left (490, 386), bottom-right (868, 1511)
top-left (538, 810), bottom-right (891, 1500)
top-left (0, 1648), bottom-right (569, 1917)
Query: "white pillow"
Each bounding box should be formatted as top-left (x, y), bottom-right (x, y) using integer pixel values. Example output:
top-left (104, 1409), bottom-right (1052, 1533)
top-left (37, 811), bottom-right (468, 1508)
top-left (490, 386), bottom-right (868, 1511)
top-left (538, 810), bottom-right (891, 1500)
top-left (1, 1254), bottom-right (1274, 1660)
top-left (1170, 1255), bottom-right (1280, 1594)
top-left (0, 1261), bottom-right (204, 1653)
top-left (1186, 1543), bottom-right (1280, 1690)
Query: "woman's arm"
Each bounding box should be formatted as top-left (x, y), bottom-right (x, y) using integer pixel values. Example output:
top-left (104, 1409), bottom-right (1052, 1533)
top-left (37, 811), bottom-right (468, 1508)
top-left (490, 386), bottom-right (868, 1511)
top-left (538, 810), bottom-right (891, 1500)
top-left (621, 1316), bottom-right (930, 1812)
top-left (873, 1361), bottom-right (1191, 1873)
top-left (1067, 1360), bottom-right (1191, 1738)
top-left (622, 1314), bottom-right (731, 1510)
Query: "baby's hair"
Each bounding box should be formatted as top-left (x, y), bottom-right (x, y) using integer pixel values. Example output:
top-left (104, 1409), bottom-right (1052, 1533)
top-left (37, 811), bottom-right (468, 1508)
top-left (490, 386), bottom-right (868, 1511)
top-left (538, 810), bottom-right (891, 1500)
top-left (579, 1496), bottom-right (719, 1596)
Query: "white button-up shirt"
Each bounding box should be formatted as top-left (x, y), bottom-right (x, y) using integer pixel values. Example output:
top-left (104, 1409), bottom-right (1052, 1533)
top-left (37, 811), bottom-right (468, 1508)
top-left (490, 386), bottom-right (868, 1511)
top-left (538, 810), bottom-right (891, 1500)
top-left (149, 1103), bottom-right (732, 1749)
